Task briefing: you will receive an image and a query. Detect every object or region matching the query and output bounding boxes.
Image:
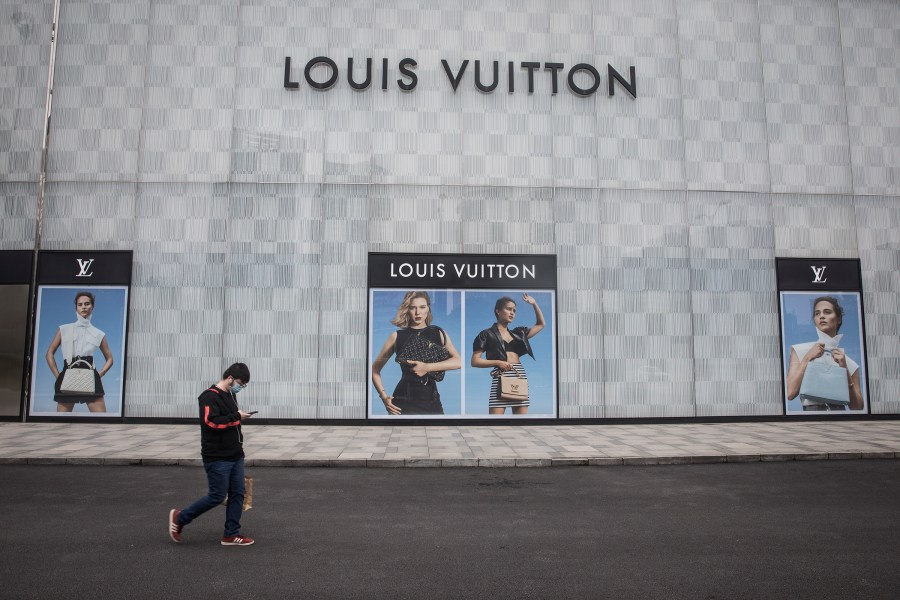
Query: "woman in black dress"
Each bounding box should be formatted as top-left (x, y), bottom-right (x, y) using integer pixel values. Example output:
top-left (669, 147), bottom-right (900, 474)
top-left (371, 291), bottom-right (461, 415)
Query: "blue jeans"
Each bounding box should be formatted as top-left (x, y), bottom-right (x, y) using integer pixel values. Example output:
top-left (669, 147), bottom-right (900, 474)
top-left (179, 457), bottom-right (245, 537)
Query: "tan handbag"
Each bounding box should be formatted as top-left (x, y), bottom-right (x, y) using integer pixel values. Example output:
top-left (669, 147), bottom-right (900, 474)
top-left (500, 376), bottom-right (528, 402)
top-left (222, 476), bottom-right (253, 511)
top-left (243, 476), bottom-right (253, 511)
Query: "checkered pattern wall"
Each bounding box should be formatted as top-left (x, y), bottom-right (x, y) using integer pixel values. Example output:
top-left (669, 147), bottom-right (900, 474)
top-left (0, 1), bottom-right (51, 182)
top-left (2, 0), bottom-right (898, 418)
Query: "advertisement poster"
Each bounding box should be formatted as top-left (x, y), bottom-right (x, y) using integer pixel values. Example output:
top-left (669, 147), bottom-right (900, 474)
top-left (368, 254), bottom-right (557, 419)
top-left (28, 252), bottom-right (132, 418)
top-left (776, 259), bottom-right (868, 415)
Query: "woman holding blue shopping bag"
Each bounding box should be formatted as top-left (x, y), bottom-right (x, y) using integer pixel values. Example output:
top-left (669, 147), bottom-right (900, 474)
top-left (785, 296), bottom-right (863, 411)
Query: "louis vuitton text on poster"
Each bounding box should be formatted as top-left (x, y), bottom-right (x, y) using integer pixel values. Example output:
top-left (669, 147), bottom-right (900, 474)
top-left (368, 254), bottom-right (556, 289)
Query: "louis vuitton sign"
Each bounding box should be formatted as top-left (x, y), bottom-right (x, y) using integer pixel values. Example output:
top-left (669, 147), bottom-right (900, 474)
top-left (284, 56), bottom-right (637, 98)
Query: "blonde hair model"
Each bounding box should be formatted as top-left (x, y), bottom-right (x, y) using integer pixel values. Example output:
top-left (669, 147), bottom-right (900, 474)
top-left (390, 291), bottom-right (433, 328)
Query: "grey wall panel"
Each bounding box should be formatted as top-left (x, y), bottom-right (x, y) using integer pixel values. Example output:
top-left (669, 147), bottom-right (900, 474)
top-left (772, 193), bottom-right (859, 257)
top-left (40, 182), bottom-right (136, 250)
top-left (459, 186), bottom-right (555, 254)
top-left (688, 192), bottom-right (782, 416)
top-left (0, 183), bottom-right (37, 249)
top-left (840, 0), bottom-right (900, 196)
top-left (0, 1), bottom-right (52, 182)
top-left (127, 287), bottom-right (226, 418)
top-left (127, 183), bottom-right (228, 418)
top-left (678, 0), bottom-right (770, 192)
top-left (371, 2), bottom-right (466, 186)
top-left (591, 0), bottom-right (685, 189)
top-left (224, 183), bottom-right (322, 419)
top-left (855, 196), bottom-right (900, 414)
top-left (554, 188), bottom-right (605, 418)
top-left (549, 0), bottom-right (600, 190)
top-left (368, 185), bottom-right (462, 252)
top-left (7, 0), bottom-right (896, 196)
top-left (48, 0), bottom-right (148, 181)
top-left (325, 87), bottom-right (374, 184)
top-left (460, 1), bottom-right (553, 188)
top-left (601, 189), bottom-right (695, 418)
top-left (760, 0), bottom-right (853, 194)
top-left (324, 0), bottom-right (376, 184)
top-left (139, 1), bottom-right (238, 183)
top-left (316, 184), bottom-right (368, 419)
top-left (232, 0), bottom-right (328, 183)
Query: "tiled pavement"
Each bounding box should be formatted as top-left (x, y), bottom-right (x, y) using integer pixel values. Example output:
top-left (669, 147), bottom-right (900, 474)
top-left (0, 420), bottom-right (898, 467)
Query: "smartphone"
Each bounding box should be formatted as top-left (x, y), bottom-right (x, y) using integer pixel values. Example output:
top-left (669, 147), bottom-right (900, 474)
top-left (246, 410), bottom-right (258, 415)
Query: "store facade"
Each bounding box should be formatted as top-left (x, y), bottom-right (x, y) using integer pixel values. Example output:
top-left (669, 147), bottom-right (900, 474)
top-left (0, 0), bottom-right (897, 421)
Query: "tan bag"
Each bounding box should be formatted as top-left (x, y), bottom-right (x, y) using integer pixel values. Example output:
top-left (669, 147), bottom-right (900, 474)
top-left (223, 475), bottom-right (253, 511)
top-left (500, 376), bottom-right (528, 402)
top-left (243, 476), bottom-right (253, 511)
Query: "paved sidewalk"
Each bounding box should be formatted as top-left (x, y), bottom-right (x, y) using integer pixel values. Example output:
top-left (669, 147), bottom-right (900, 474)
top-left (0, 420), bottom-right (898, 467)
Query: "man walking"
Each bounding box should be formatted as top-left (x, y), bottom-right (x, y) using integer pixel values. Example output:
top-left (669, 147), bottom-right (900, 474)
top-left (169, 362), bottom-right (256, 546)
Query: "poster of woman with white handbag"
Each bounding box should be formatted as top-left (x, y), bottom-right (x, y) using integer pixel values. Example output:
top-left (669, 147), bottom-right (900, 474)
top-left (469, 292), bottom-right (549, 416)
top-left (30, 286), bottom-right (128, 416)
top-left (782, 293), bottom-right (867, 413)
top-left (370, 290), bottom-right (462, 416)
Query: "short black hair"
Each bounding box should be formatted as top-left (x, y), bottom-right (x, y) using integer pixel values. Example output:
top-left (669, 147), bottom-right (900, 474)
top-left (223, 362), bottom-right (250, 384)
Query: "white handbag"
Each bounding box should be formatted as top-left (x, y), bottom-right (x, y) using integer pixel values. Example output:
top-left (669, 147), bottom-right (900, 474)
top-left (59, 360), bottom-right (96, 394)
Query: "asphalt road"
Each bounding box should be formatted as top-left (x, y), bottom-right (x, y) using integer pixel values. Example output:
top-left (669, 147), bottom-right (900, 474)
top-left (2, 461), bottom-right (899, 599)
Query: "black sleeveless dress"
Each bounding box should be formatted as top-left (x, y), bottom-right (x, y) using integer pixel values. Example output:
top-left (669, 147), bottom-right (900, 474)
top-left (391, 327), bottom-right (445, 415)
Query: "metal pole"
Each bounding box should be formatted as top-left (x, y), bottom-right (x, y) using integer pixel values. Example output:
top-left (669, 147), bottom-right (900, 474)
top-left (23, 0), bottom-right (62, 421)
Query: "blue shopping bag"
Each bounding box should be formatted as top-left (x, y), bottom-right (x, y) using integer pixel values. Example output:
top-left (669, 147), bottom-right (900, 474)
top-left (799, 356), bottom-right (850, 406)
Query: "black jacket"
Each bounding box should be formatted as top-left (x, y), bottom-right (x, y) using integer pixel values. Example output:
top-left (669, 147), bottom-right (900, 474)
top-left (472, 324), bottom-right (535, 362)
top-left (198, 386), bottom-right (244, 462)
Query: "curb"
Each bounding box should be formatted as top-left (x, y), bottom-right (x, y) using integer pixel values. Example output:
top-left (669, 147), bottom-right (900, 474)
top-left (0, 452), bottom-right (895, 467)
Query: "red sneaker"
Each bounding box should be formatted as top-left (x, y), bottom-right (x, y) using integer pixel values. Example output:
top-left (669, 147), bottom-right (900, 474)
top-left (221, 534), bottom-right (255, 546)
top-left (168, 509), bottom-right (182, 543)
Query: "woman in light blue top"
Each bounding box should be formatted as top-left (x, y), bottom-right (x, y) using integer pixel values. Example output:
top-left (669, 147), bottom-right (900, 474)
top-left (785, 296), bottom-right (862, 411)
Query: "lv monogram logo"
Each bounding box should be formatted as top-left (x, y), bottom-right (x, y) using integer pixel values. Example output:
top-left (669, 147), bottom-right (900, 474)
top-left (810, 266), bottom-right (827, 283)
top-left (76, 258), bottom-right (95, 277)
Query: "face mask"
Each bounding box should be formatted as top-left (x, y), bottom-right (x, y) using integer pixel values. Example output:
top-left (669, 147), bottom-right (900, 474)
top-left (230, 382), bottom-right (244, 394)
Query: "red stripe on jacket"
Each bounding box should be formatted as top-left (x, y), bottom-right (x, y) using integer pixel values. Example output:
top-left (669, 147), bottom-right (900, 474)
top-left (203, 388), bottom-right (241, 429)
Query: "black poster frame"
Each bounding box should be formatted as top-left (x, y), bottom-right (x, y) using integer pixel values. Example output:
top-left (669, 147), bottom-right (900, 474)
top-left (367, 253), bottom-right (559, 421)
top-left (775, 258), bottom-right (870, 416)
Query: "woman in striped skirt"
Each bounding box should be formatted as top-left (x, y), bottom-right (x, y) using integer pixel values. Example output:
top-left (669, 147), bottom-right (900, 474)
top-left (471, 293), bottom-right (545, 415)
